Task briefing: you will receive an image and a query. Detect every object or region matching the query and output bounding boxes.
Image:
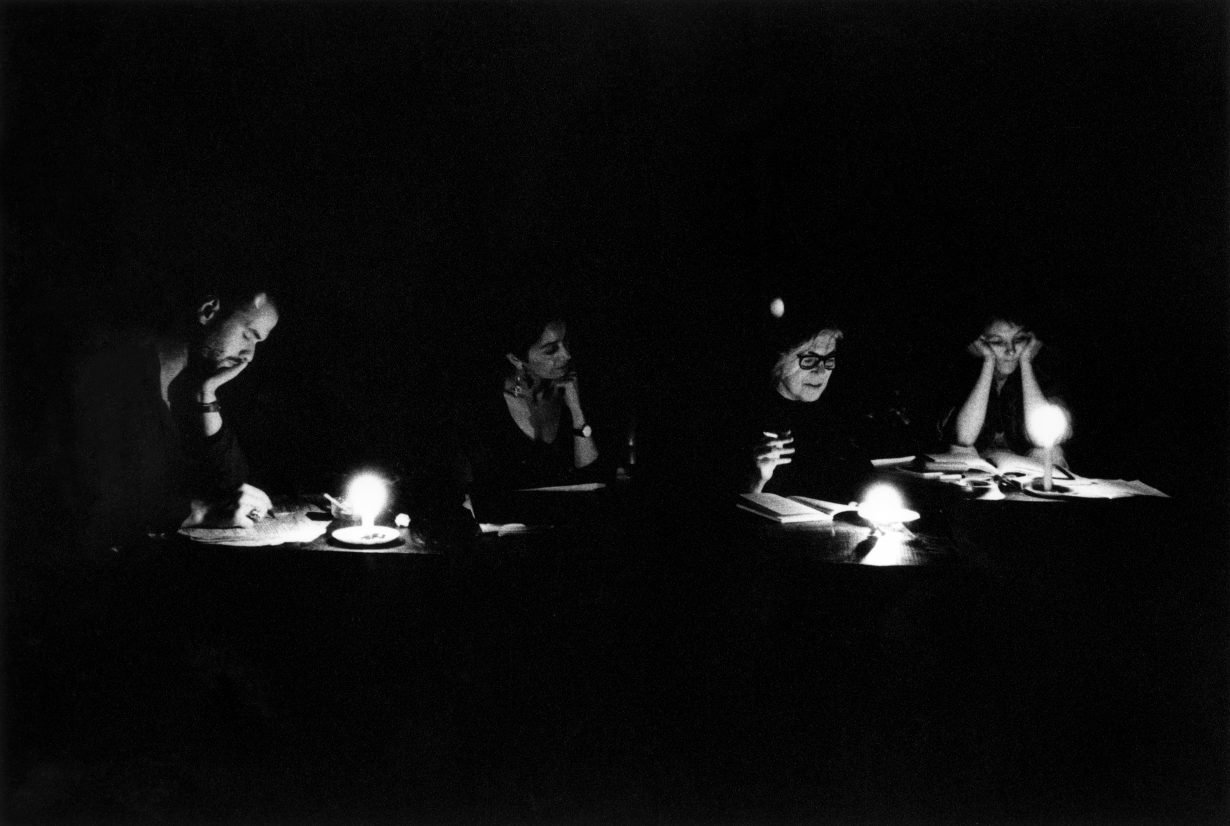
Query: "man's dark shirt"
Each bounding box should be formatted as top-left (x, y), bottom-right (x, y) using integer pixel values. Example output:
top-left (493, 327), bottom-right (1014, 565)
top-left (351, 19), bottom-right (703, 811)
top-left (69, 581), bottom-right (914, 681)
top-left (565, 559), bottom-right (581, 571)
top-left (66, 334), bottom-right (248, 549)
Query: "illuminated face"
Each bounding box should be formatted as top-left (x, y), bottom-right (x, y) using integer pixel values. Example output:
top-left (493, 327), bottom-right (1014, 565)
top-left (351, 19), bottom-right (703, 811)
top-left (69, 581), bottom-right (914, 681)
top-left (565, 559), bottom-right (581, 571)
top-left (981, 319), bottom-right (1031, 378)
top-left (775, 329), bottom-right (841, 403)
top-left (521, 321), bottom-right (571, 382)
top-left (196, 293), bottom-right (279, 371)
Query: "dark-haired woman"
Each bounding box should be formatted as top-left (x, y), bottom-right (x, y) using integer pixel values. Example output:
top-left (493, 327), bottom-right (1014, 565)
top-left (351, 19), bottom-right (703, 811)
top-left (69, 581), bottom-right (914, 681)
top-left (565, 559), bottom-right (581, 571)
top-left (942, 315), bottom-right (1068, 464)
top-left (462, 318), bottom-right (600, 496)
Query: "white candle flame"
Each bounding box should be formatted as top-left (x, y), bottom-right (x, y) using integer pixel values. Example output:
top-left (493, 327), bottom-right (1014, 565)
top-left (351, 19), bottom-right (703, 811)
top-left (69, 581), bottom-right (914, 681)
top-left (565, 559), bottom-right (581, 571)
top-left (1027, 403), bottom-right (1069, 448)
top-left (857, 483), bottom-right (913, 527)
top-left (346, 473), bottom-right (388, 527)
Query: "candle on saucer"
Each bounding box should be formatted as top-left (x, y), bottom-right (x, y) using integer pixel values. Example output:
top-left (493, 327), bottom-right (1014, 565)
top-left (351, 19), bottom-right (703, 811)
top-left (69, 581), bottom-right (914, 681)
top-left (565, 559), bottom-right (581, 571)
top-left (1027, 404), bottom-right (1069, 492)
top-left (331, 472), bottom-right (400, 545)
top-left (857, 483), bottom-right (919, 532)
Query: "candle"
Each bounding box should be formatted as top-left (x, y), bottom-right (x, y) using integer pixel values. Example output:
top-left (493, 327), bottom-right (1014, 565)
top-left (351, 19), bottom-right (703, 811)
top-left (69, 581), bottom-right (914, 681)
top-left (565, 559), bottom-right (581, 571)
top-left (1026, 404), bottom-right (1068, 491)
top-left (856, 483), bottom-right (919, 532)
top-left (347, 472), bottom-right (388, 528)
top-left (331, 472), bottom-right (400, 546)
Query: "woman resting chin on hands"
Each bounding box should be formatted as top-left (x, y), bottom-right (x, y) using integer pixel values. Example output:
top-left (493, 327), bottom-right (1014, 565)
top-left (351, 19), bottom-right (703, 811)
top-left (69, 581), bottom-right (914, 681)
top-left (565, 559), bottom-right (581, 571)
top-left (947, 314), bottom-right (1068, 466)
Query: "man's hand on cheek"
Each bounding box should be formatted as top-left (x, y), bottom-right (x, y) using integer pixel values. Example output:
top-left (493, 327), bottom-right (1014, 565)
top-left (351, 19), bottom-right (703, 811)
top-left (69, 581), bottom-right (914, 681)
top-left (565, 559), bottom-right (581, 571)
top-left (196, 359), bottom-right (250, 402)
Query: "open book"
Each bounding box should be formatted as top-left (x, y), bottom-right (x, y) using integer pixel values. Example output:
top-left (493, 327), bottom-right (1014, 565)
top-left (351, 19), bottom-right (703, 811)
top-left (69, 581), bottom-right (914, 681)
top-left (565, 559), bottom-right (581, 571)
top-left (737, 492), bottom-right (858, 524)
top-left (904, 449), bottom-right (1074, 480)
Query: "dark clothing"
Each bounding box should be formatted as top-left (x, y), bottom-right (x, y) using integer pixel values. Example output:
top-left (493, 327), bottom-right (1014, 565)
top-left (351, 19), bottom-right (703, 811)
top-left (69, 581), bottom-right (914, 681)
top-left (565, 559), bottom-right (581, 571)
top-left (65, 335), bottom-right (248, 549)
top-left (462, 388), bottom-right (582, 495)
top-left (749, 389), bottom-right (873, 503)
top-left (938, 365), bottom-right (1065, 456)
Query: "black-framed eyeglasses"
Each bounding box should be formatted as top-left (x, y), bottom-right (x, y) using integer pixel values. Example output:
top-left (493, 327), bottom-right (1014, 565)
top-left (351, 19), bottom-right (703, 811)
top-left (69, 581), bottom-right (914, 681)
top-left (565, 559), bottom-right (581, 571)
top-left (982, 335), bottom-right (1032, 349)
top-left (797, 352), bottom-right (837, 371)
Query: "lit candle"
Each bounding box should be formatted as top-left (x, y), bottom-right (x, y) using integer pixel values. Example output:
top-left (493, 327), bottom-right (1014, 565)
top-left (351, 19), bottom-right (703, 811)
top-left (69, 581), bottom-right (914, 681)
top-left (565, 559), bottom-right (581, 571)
top-left (1027, 404), bottom-right (1068, 492)
top-left (856, 483), bottom-right (919, 532)
top-left (347, 472), bottom-right (388, 528)
top-left (331, 472), bottom-right (400, 546)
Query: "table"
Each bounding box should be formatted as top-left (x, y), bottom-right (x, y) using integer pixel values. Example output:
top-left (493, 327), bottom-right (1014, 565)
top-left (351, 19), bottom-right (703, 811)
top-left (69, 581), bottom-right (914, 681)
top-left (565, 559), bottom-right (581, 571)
top-left (7, 481), bottom-right (1223, 824)
top-left (177, 497), bottom-right (436, 553)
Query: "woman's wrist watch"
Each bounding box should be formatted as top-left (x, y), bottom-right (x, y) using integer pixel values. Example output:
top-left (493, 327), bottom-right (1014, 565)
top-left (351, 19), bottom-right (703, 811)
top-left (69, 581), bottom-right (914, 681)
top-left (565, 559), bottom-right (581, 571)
top-left (572, 422), bottom-right (592, 439)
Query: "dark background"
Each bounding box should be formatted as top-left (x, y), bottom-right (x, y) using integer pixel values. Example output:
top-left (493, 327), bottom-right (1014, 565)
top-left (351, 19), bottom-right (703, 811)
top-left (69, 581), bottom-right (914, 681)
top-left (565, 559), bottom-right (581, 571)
top-left (4, 0), bottom-right (1227, 503)
top-left (2, 3), bottom-right (1228, 822)
top-left (3, 0), bottom-right (1228, 497)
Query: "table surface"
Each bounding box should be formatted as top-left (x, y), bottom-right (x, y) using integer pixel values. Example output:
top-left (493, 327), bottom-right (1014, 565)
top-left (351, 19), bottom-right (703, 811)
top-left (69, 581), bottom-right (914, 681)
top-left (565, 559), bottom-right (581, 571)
top-left (10, 479), bottom-right (1220, 825)
top-left (175, 491), bottom-right (967, 568)
top-left (174, 479), bottom-right (1177, 569)
top-left (178, 497), bottom-right (437, 553)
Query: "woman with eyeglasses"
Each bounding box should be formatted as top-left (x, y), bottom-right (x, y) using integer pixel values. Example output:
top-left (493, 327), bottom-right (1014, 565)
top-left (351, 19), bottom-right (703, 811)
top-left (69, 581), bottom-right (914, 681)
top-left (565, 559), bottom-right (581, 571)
top-left (745, 324), bottom-right (871, 500)
top-left (942, 314), bottom-right (1066, 462)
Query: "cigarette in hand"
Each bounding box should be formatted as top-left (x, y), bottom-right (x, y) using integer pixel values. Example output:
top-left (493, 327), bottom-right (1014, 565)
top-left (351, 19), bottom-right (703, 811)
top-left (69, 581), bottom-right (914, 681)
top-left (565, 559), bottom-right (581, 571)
top-left (324, 493), bottom-right (353, 518)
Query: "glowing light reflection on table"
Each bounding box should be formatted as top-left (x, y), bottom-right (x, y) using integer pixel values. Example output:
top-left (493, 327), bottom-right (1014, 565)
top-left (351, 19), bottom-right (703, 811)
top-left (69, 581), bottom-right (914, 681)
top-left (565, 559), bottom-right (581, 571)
top-left (858, 532), bottom-right (910, 566)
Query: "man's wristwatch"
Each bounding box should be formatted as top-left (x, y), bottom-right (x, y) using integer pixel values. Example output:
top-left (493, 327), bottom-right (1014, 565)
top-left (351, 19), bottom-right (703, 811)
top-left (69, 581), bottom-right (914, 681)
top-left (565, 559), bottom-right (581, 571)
top-left (196, 400), bottom-right (222, 414)
top-left (572, 423), bottom-right (592, 439)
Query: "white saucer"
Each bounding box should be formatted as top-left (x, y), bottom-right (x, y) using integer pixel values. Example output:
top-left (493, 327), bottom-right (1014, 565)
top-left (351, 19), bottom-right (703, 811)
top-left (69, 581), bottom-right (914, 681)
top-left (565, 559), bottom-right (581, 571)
top-left (331, 525), bottom-right (402, 545)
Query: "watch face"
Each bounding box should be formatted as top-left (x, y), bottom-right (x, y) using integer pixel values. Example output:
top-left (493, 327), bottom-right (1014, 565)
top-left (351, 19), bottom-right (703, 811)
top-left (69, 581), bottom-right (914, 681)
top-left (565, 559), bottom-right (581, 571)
top-left (576, 424), bottom-right (592, 438)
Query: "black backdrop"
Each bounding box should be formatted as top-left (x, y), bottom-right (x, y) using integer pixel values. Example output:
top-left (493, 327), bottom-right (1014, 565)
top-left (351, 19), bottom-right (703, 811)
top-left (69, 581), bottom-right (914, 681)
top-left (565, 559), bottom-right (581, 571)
top-left (3, 1), bottom-right (1227, 502)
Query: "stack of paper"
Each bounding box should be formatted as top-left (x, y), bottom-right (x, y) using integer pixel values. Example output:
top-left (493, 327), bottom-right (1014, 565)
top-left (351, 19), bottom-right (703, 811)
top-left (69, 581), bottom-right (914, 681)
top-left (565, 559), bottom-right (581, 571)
top-left (737, 493), bottom-right (854, 523)
top-left (875, 454), bottom-right (1169, 500)
top-left (180, 507), bottom-right (330, 546)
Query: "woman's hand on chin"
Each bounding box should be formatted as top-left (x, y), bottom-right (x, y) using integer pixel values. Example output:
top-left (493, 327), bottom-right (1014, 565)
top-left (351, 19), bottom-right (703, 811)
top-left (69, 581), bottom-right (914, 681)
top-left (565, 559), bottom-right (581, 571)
top-left (555, 371), bottom-right (583, 412)
top-left (1018, 335), bottom-right (1043, 365)
top-left (967, 338), bottom-right (995, 362)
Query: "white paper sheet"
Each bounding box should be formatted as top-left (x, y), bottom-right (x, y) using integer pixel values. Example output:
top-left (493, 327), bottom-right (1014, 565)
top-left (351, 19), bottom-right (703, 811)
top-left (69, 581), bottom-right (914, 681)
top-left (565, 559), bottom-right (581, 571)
top-left (179, 508), bottom-right (330, 546)
top-left (515, 482), bottom-right (607, 493)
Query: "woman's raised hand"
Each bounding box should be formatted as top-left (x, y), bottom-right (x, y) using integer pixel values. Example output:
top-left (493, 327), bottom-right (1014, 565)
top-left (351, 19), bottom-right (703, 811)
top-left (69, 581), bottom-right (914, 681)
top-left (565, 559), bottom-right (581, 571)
top-left (555, 371), bottom-right (583, 414)
top-left (968, 337), bottom-right (996, 362)
top-left (1018, 334), bottom-right (1043, 365)
top-left (753, 430), bottom-right (795, 486)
